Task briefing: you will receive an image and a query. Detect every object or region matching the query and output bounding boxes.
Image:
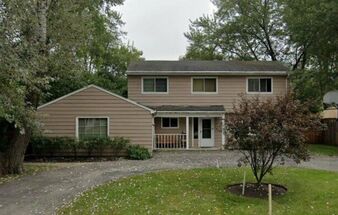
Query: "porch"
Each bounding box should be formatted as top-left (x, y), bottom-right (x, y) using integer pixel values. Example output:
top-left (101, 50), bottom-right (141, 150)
top-left (151, 105), bottom-right (226, 150)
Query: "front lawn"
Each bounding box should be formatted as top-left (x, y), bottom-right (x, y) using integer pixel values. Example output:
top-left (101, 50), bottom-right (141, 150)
top-left (59, 168), bottom-right (338, 215)
top-left (309, 144), bottom-right (338, 156)
top-left (0, 163), bottom-right (60, 185)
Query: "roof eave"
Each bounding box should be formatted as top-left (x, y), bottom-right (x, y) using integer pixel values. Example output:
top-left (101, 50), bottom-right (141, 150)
top-left (156, 111), bottom-right (225, 114)
top-left (127, 71), bottom-right (288, 76)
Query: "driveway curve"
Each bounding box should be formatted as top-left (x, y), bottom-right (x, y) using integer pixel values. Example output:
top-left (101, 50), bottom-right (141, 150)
top-left (0, 151), bottom-right (337, 215)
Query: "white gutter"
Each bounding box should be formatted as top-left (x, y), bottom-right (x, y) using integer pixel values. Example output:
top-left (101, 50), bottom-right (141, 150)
top-left (127, 70), bottom-right (288, 76)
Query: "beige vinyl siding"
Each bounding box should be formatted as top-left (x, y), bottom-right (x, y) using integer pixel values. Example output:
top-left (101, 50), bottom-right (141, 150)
top-left (38, 86), bottom-right (153, 150)
top-left (128, 75), bottom-right (287, 111)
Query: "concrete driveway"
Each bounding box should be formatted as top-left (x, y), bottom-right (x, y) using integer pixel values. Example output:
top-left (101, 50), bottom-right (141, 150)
top-left (0, 151), bottom-right (337, 215)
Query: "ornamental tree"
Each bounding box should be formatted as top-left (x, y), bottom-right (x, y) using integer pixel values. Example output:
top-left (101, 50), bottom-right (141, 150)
top-left (225, 94), bottom-right (321, 185)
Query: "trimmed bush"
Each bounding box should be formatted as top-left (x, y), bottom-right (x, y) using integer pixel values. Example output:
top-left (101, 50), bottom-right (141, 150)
top-left (30, 136), bottom-right (76, 156)
top-left (127, 145), bottom-right (151, 160)
top-left (29, 136), bottom-right (129, 158)
top-left (111, 137), bottom-right (129, 157)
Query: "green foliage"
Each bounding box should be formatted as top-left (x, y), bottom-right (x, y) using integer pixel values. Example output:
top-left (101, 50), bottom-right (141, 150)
top-left (289, 69), bottom-right (338, 112)
top-left (127, 145), bottom-right (151, 160)
top-left (30, 136), bottom-right (78, 156)
top-left (185, 0), bottom-right (286, 61)
top-left (80, 137), bottom-right (129, 156)
top-left (30, 136), bottom-right (129, 157)
top-left (185, 0), bottom-right (338, 111)
top-left (308, 144), bottom-right (338, 157)
top-left (225, 94), bottom-right (322, 184)
top-left (111, 137), bottom-right (129, 156)
top-left (0, 0), bottom-right (141, 173)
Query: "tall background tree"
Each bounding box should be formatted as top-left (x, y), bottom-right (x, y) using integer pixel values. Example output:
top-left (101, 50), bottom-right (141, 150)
top-left (184, 0), bottom-right (338, 111)
top-left (0, 0), bottom-right (141, 175)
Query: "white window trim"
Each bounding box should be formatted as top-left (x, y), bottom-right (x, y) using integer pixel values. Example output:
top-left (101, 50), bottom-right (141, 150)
top-left (161, 117), bottom-right (179, 129)
top-left (75, 116), bottom-right (110, 139)
top-left (246, 77), bottom-right (273, 94)
top-left (141, 77), bottom-right (169, 94)
top-left (191, 77), bottom-right (218, 95)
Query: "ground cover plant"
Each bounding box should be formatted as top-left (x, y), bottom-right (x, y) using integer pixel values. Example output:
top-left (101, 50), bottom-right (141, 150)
top-left (309, 144), bottom-right (338, 157)
top-left (58, 168), bottom-right (338, 215)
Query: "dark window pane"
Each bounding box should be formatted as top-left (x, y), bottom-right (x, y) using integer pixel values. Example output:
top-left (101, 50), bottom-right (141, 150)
top-left (266, 79), bottom-right (272, 92)
top-left (156, 78), bottom-right (167, 92)
top-left (259, 78), bottom-right (272, 92)
top-left (260, 79), bottom-right (267, 92)
top-left (162, 118), bottom-right (170, 127)
top-left (143, 78), bottom-right (155, 92)
top-left (248, 79), bottom-right (259, 92)
top-left (193, 118), bottom-right (198, 139)
top-left (193, 79), bottom-right (204, 92)
top-left (202, 119), bottom-right (211, 139)
top-left (170, 118), bottom-right (178, 127)
top-left (205, 78), bottom-right (216, 92)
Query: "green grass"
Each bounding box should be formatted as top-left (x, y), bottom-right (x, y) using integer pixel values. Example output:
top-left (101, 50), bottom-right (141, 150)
top-left (0, 163), bottom-right (59, 185)
top-left (59, 168), bottom-right (338, 215)
top-left (309, 144), bottom-right (338, 156)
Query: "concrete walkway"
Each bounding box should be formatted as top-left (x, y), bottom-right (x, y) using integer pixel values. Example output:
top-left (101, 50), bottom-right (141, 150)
top-left (0, 151), bottom-right (337, 215)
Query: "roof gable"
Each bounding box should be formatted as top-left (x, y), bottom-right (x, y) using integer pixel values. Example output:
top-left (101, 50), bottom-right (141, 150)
top-left (38, 85), bottom-right (155, 113)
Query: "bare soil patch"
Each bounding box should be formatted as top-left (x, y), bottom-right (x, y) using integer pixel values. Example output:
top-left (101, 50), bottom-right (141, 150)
top-left (227, 183), bottom-right (287, 198)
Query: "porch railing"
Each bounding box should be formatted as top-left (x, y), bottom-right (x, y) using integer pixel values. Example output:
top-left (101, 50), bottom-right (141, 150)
top-left (155, 134), bottom-right (187, 149)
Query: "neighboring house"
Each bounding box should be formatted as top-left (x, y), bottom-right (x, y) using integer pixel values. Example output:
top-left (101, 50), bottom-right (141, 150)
top-left (38, 60), bottom-right (288, 151)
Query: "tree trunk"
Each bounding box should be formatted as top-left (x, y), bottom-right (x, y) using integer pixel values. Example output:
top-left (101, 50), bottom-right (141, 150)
top-left (0, 127), bottom-right (31, 175)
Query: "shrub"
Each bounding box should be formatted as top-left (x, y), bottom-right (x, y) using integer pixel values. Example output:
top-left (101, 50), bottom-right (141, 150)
top-left (30, 136), bottom-right (129, 158)
top-left (111, 137), bottom-right (129, 157)
top-left (127, 145), bottom-right (151, 160)
top-left (226, 93), bottom-right (322, 185)
top-left (80, 137), bottom-right (110, 156)
top-left (80, 137), bottom-right (129, 157)
top-left (30, 136), bottom-right (76, 156)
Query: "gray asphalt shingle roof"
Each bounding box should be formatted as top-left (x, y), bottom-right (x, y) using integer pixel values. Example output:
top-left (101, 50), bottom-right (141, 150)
top-left (128, 60), bottom-right (288, 72)
top-left (149, 105), bottom-right (225, 112)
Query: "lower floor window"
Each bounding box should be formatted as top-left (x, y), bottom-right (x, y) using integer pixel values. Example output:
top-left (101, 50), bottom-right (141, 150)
top-left (161, 117), bottom-right (179, 128)
top-left (78, 117), bottom-right (108, 139)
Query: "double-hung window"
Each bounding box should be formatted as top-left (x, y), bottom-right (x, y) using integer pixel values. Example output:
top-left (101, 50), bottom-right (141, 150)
top-left (77, 117), bottom-right (108, 139)
top-left (161, 118), bottom-right (179, 128)
top-left (192, 77), bottom-right (217, 93)
top-left (247, 78), bottom-right (272, 93)
top-left (142, 77), bottom-right (168, 93)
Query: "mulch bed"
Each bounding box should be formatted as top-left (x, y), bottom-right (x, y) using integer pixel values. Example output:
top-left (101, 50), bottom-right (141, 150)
top-left (227, 183), bottom-right (287, 198)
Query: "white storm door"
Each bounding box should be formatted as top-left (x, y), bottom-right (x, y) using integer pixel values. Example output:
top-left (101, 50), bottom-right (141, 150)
top-left (199, 118), bottom-right (214, 147)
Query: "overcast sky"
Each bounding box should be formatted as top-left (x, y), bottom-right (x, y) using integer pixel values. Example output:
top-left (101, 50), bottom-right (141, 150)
top-left (116, 0), bottom-right (215, 60)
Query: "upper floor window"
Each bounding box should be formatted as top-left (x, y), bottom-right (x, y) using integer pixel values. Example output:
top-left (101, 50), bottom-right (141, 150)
top-left (192, 77), bottom-right (217, 93)
top-left (142, 77), bottom-right (168, 93)
top-left (77, 117), bottom-right (108, 140)
top-left (247, 77), bottom-right (272, 93)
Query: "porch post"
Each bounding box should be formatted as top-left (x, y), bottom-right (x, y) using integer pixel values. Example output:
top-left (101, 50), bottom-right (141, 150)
top-left (152, 116), bottom-right (155, 150)
top-left (186, 116), bottom-right (189, 149)
top-left (222, 113), bottom-right (226, 148)
top-left (191, 117), bottom-right (194, 148)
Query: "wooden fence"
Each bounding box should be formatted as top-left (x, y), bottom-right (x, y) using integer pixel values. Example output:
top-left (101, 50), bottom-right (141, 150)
top-left (305, 119), bottom-right (338, 145)
top-left (323, 119), bottom-right (338, 145)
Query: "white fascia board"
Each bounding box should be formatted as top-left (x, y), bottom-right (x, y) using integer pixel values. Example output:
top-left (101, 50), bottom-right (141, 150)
top-left (127, 70), bottom-right (288, 76)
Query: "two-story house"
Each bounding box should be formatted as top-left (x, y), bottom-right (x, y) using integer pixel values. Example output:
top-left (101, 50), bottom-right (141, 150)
top-left (38, 60), bottom-right (288, 151)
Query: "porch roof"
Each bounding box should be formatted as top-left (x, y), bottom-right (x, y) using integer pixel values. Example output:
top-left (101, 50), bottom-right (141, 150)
top-left (149, 105), bottom-right (225, 113)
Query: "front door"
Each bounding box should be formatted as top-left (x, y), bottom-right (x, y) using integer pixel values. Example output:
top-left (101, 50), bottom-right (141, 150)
top-left (199, 118), bottom-right (214, 147)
